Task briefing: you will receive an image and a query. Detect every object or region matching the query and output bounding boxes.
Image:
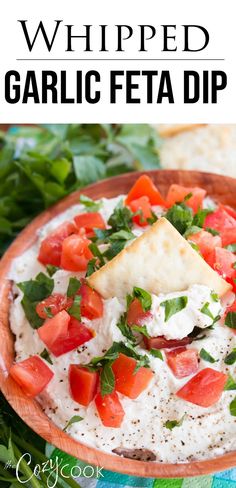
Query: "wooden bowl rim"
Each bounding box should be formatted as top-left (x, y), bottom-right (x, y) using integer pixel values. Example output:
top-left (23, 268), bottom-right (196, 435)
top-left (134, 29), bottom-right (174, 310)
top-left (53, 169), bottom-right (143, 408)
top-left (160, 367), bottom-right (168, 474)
top-left (1, 169), bottom-right (236, 478)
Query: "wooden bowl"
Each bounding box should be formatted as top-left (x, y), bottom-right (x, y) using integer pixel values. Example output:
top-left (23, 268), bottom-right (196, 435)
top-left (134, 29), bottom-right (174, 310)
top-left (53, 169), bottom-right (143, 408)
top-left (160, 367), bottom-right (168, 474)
top-left (1, 169), bottom-right (236, 478)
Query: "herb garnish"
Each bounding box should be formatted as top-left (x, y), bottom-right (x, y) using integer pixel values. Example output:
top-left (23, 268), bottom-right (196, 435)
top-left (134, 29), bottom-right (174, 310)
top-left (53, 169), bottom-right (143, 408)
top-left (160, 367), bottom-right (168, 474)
top-left (132, 325), bottom-right (150, 338)
top-left (200, 302), bottom-right (214, 320)
top-left (68, 295), bottom-right (81, 321)
top-left (224, 375), bottom-right (236, 391)
top-left (225, 243), bottom-right (236, 253)
top-left (224, 348), bottom-right (236, 365)
top-left (40, 349), bottom-right (53, 365)
top-left (17, 273), bottom-right (54, 328)
top-left (229, 397), bottom-right (236, 416)
top-left (225, 311), bottom-right (236, 329)
top-left (46, 264), bottom-right (60, 277)
top-left (86, 258), bottom-right (99, 277)
top-left (165, 203), bottom-right (193, 235)
top-left (205, 227), bottom-right (220, 236)
top-left (108, 201), bottom-right (133, 232)
top-left (133, 286), bottom-right (152, 311)
top-left (200, 348), bottom-right (218, 363)
top-left (164, 415), bottom-right (186, 430)
top-left (85, 341), bottom-right (150, 396)
top-left (67, 277), bottom-right (81, 297)
top-left (149, 349), bottom-right (163, 360)
top-left (63, 415), bottom-right (83, 431)
top-left (161, 296), bottom-right (188, 322)
top-left (116, 314), bottom-right (136, 344)
top-left (79, 194), bottom-right (101, 212)
top-left (192, 208), bottom-right (213, 227)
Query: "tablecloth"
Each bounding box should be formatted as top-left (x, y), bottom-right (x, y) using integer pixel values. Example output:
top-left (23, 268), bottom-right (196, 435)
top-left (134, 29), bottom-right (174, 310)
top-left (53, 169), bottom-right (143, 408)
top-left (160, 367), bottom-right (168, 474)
top-left (49, 446), bottom-right (236, 488)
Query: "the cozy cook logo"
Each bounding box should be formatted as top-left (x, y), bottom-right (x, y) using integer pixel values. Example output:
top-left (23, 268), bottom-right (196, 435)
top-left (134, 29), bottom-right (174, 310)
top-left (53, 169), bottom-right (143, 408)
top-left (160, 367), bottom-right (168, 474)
top-left (5, 453), bottom-right (104, 488)
top-left (3, 20), bottom-right (227, 105)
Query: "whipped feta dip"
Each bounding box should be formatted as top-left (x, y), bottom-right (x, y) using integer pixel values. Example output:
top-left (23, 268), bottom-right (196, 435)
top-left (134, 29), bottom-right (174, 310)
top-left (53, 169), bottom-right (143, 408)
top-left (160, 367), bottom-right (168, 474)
top-left (8, 195), bottom-right (236, 463)
top-left (147, 285), bottom-right (222, 340)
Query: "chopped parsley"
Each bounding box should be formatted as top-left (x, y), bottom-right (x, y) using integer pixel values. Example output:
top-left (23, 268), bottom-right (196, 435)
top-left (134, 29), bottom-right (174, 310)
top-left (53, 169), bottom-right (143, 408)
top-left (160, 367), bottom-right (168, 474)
top-left (224, 375), bottom-right (236, 391)
top-left (200, 348), bottom-right (218, 363)
top-left (79, 194), bottom-right (101, 212)
top-left (229, 397), bottom-right (236, 416)
top-left (108, 201), bottom-right (133, 232)
top-left (165, 203), bottom-right (193, 235)
top-left (133, 287), bottom-right (152, 312)
top-left (63, 415), bottom-right (83, 431)
top-left (224, 348), bottom-right (236, 365)
top-left (40, 349), bottom-right (53, 365)
top-left (132, 325), bottom-right (150, 338)
top-left (161, 296), bottom-right (188, 322)
top-left (149, 349), bottom-right (163, 360)
top-left (46, 265), bottom-right (60, 277)
top-left (200, 302), bottom-right (214, 320)
top-left (17, 273), bottom-right (54, 329)
top-left (225, 243), bottom-right (236, 253)
top-left (225, 311), bottom-right (236, 330)
top-left (164, 415), bottom-right (186, 430)
top-left (67, 277), bottom-right (81, 297)
top-left (68, 295), bottom-right (81, 321)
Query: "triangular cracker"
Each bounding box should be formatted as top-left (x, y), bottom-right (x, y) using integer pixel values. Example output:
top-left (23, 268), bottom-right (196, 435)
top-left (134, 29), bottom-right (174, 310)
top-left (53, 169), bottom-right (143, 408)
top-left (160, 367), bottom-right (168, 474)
top-left (88, 217), bottom-right (231, 299)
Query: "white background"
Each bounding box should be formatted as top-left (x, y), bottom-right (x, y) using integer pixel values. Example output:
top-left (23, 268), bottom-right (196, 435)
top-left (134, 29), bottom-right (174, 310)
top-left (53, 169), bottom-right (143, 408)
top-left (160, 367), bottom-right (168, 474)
top-left (0, 0), bottom-right (235, 123)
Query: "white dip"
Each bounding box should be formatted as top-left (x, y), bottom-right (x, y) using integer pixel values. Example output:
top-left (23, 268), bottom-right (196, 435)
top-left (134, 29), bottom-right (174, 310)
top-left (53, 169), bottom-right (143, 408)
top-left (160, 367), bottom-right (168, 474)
top-left (9, 196), bottom-right (236, 463)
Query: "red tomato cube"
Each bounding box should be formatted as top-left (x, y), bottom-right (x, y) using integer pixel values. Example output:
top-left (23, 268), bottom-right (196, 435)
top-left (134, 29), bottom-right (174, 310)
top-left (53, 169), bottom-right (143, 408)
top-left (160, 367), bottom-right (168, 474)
top-left (129, 196), bottom-right (153, 227)
top-left (78, 283), bottom-right (103, 320)
top-left (37, 310), bottom-right (94, 356)
top-left (60, 233), bottom-right (93, 272)
top-left (166, 184), bottom-right (206, 214)
top-left (10, 356), bottom-right (54, 397)
top-left (125, 174), bottom-right (166, 206)
top-left (38, 221), bottom-right (77, 266)
top-left (69, 365), bottom-right (99, 406)
top-left (166, 347), bottom-right (199, 378)
top-left (204, 207), bottom-right (236, 247)
top-left (187, 230), bottom-right (222, 259)
top-left (220, 204), bottom-right (236, 221)
top-left (74, 212), bottom-right (106, 238)
top-left (95, 391), bottom-right (125, 428)
top-left (112, 353), bottom-right (154, 399)
top-left (127, 298), bottom-right (153, 326)
top-left (205, 247), bottom-right (236, 281)
top-left (176, 368), bottom-right (228, 407)
top-left (36, 294), bottom-right (73, 319)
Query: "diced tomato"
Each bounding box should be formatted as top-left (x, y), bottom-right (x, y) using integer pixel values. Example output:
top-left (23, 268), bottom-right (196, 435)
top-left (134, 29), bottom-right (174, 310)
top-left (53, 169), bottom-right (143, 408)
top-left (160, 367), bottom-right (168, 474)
top-left (95, 391), bottom-right (125, 428)
top-left (74, 212), bottom-right (106, 238)
top-left (36, 294), bottom-right (73, 319)
top-left (204, 207), bottom-right (236, 247)
top-left (166, 347), bottom-right (199, 378)
top-left (127, 298), bottom-right (153, 326)
top-left (220, 204), bottom-right (236, 221)
top-left (112, 353), bottom-right (154, 399)
top-left (37, 310), bottom-right (93, 356)
top-left (69, 365), bottom-right (99, 406)
top-left (125, 174), bottom-right (166, 206)
top-left (10, 356), bottom-right (54, 397)
top-left (187, 230), bottom-right (222, 259)
top-left (166, 184), bottom-right (206, 214)
top-left (60, 233), bottom-right (93, 272)
top-left (176, 368), bottom-right (227, 407)
top-left (205, 247), bottom-right (236, 285)
top-left (38, 221), bottom-right (77, 267)
top-left (144, 335), bottom-right (192, 350)
top-left (129, 196), bottom-right (153, 227)
top-left (78, 283), bottom-right (103, 320)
